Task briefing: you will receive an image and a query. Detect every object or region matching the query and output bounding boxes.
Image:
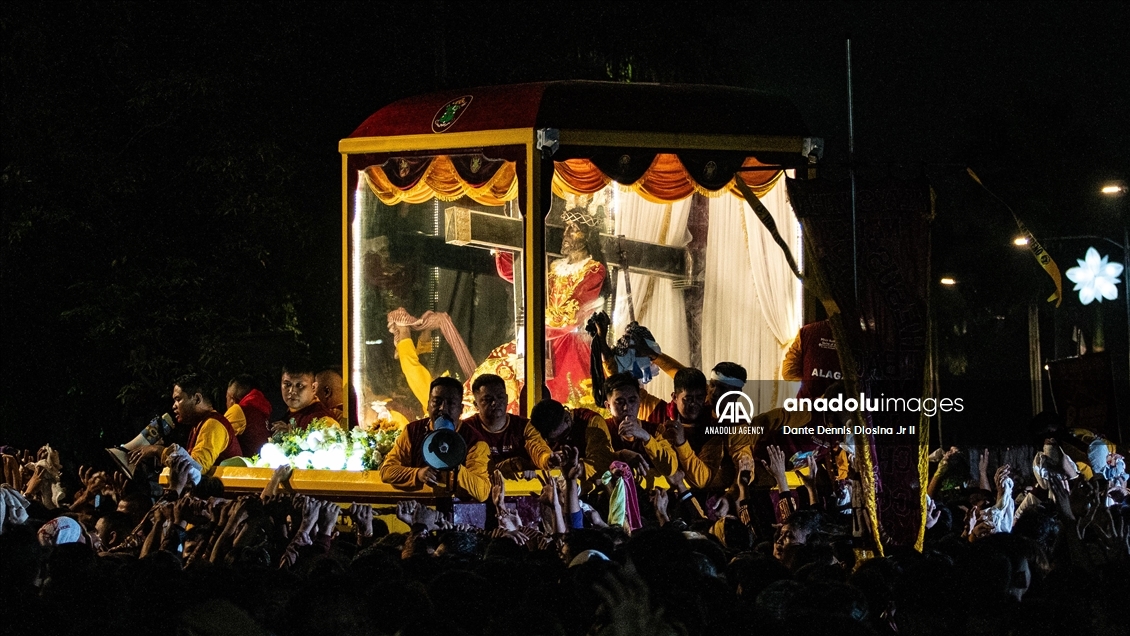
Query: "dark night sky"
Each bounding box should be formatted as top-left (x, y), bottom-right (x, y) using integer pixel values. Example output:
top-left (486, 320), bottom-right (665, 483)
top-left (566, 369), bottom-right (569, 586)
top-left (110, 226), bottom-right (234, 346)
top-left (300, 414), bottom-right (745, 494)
top-left (2, 1), bottom-right (1128, 453)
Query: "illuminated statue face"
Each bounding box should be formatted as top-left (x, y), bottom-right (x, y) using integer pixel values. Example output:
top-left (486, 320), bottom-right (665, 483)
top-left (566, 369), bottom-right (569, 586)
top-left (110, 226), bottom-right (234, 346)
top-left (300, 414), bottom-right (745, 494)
top-left (560, 222), bottom-right (590, 259)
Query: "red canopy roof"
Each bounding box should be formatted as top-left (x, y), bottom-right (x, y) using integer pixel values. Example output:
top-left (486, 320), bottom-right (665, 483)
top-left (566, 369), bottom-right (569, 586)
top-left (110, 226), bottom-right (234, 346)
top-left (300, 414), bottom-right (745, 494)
top-left (348, 81), bottom-right (809, 139)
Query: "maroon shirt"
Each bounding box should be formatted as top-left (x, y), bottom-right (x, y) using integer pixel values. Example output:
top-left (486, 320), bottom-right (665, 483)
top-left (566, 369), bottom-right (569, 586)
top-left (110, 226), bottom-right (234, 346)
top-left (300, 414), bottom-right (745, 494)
top-left (797, 320), bottom-right (842, 400)
top-left (287, 399), bottom-right (338, 429)
top-left (463, 413), bottom-right (530, 465)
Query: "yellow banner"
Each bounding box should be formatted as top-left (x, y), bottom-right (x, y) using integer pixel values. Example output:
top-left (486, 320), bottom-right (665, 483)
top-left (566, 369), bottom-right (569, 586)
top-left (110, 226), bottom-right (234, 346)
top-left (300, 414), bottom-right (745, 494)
top-left (967, 169), bottom-right (1063, 307)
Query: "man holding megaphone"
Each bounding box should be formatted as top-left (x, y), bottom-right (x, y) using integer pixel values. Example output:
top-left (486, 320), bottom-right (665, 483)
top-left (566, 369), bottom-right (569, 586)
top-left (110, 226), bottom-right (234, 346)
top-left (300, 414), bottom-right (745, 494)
top-left (379, 376), bottom-right (491, 502)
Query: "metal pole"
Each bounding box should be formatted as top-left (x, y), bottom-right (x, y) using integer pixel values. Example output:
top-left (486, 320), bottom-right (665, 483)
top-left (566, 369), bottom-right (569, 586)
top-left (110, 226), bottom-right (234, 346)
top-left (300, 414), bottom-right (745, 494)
top-left (1124, 225), bottom-right (1129, 445)
top-left (1028, 302), bottom-right (1043, 415)
top-left (847, 38), bottom-right (859, 309)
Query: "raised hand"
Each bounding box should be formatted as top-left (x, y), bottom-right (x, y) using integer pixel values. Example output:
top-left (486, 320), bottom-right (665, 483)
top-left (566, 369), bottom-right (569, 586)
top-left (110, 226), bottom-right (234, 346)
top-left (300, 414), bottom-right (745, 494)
top-left (2, 454), bottom-right (22, 490)
top-left (289, 495), bottom-right (316, 536)
top-left (977, 449), bottom-right (992, 491)
top-left (938, 446), bottom-right (959, 475)
top-left (618, 417), bottom-right (651, 443)
top-left (650, 488), bottom-right (670, 525)
top-left (710, 495), bottom-right (730, 519)
top-left (108, 472), bottom-right (129, 500)
top-left (348, 503), bottom-right (374, 537)
top-left (497, 504), bottom-right (523, 532)
top-left (316, 500), bottom-right (341, 537)
top-left (396, 500), bottom-right (419, 526)
top-left (413, 503), bottom-right (439, 531)
top-left (167, 455), bottom-right (193, 495)
top-left (490, 469), bottom-right (506, 511)
top-left (995, 464), bottom-right (1013, 494)
top-left (668, 469), bottom-right (688, 495)
top-left (23, 464), bottom-right (46, 499)
top-left (592, 569), bottom-right (667, 636)
top-left (561, 445), bottom-right (583, 482)
top-left (795, 454), bottom-right (818, 488)
top-left (736, 453), bottom-right (755, 486)
top-left (262, 464), bottom-right (293, 499)
top-left (762, 445), bottom-right (789, 491)
top-left (925, 496), bottom-right (941, 529)
top-left (665, 420), bottom-right (686, 447)
top-left (173, 496), bottom-right (195, 526)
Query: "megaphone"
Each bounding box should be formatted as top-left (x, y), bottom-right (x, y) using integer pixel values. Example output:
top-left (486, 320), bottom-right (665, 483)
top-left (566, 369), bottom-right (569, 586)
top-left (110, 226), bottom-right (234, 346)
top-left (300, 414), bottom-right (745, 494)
top-left (120, 413), bottom-right (177, 452)
top-left (106, 413), bottom-right (177, 478)
top-left (422, 428), bottom-right (467, 471)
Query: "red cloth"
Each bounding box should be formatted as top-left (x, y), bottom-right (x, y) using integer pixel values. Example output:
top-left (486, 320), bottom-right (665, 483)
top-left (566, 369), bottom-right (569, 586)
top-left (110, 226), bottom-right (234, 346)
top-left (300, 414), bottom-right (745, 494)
top-left (187, 411), bottom-right (242, 462)
top-left (492, 251), bottom-right (607, 402)
top-left (609, 461), bottom-right (642, 531)
top-left (238, 389), bottom-right (272, 456)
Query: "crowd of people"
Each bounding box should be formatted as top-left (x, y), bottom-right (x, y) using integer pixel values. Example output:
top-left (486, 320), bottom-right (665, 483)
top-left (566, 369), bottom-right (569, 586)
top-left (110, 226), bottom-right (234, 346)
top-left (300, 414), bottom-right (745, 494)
top-left (2, 347), bottom-right (1128, 635)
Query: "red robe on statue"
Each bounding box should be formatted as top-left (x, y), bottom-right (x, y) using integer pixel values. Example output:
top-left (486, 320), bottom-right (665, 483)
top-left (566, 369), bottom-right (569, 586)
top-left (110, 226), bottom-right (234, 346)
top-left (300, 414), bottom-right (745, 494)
top-left (493, 251), bottom-right (606, 405)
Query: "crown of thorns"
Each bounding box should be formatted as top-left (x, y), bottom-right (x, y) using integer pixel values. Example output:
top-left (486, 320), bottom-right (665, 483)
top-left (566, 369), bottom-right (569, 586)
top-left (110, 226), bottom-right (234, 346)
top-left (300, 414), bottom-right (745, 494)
top-left (562, 206), bottom-right (599, 227)
top-left (561, 191), bottom-right (609, 228)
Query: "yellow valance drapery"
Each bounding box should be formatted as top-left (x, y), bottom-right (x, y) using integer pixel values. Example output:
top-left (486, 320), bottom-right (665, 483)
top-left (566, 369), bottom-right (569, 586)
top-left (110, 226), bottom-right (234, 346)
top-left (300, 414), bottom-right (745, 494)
top-left (361, 153), bottom-right (782, 207)
top-left (552, 154), bottom-right (783, 203)
top-left (361, 156), bottom-right (518, 206)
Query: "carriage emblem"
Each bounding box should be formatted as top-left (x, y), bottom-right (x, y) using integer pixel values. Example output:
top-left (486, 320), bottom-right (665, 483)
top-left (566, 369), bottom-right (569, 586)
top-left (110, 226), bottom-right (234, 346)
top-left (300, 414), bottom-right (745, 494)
top-left (703, 161), bottom-right (718, 180)
top-left (397, 159), bottom-right (411, 178)
top-left (469, 156), bottom-right (482, 173)
top-left (432, 95), bottom-right (473, 133)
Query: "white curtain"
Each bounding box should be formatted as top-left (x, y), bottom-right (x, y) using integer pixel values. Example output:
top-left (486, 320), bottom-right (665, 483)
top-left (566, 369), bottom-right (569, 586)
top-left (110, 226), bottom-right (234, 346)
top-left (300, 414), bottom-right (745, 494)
top-left (702, 178), bottom-right (803, 413)
top-left (610, 189), bottom-right (692, 399)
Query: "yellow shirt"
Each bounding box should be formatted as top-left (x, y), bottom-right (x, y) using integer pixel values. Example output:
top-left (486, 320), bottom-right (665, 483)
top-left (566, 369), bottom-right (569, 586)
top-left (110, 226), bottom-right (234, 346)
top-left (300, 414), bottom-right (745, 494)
top-left (224, 404), bottom-right (247, 435)
top-left (189, 417), bottom-right (232, 474)
top-left (379, 419), bottom-right (492, 502)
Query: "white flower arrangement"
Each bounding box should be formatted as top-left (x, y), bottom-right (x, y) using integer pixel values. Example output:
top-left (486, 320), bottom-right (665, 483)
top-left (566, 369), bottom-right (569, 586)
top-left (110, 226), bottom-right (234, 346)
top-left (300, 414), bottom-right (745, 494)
top-left (253, 415), bottom-right (401, 471)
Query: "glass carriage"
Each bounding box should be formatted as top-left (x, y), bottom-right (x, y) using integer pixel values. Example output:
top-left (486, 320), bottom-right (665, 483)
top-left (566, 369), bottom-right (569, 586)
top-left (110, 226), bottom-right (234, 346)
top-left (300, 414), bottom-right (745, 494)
top-left (341, 82), bottom-right (821, 424)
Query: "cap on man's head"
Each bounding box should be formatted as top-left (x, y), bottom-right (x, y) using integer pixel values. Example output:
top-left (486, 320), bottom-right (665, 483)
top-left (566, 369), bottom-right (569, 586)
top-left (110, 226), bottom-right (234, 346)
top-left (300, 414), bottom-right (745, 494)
top-left (38, 516), bottom-right (83, 546)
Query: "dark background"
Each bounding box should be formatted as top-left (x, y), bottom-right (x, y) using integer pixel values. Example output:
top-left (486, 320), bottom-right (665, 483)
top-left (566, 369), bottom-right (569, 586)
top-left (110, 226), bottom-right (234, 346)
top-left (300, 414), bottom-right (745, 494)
top-left (3, 1), bottom-right (1128, 461)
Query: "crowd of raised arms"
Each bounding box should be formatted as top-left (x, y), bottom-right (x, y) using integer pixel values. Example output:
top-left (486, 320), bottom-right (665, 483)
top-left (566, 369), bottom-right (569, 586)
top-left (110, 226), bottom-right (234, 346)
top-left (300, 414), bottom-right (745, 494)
top-left (2, 344), bottom-right (1127, 636)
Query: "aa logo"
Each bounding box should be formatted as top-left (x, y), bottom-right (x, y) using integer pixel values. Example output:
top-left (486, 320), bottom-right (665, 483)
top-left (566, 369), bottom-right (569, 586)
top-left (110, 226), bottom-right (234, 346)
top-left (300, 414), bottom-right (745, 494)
top-left (716, 391), bottom-right (756, 425)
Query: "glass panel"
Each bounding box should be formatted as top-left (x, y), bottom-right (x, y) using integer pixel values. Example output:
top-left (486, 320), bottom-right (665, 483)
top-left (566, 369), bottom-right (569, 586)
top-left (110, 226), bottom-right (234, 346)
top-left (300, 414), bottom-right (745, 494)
top-left (542, 187), bottom-right (616, 408)
top-left (597, 181), bottom-right (803, 416)
top-left (351, 162), bottom-right (524, 428)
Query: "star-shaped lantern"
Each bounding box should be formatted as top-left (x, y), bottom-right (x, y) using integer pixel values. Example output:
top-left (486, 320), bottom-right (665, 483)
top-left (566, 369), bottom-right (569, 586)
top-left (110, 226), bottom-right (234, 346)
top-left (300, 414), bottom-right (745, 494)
top-left (1065, 247), bottom-right (1124, 305)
